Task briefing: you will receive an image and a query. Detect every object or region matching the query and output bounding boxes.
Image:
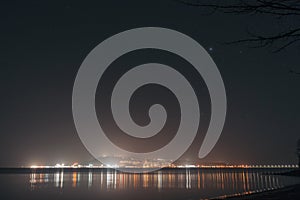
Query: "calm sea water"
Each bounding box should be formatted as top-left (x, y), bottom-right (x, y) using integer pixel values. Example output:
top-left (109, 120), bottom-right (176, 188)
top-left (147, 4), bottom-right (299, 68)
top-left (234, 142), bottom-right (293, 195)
top-left (0, 168), bottom-right (299, 200)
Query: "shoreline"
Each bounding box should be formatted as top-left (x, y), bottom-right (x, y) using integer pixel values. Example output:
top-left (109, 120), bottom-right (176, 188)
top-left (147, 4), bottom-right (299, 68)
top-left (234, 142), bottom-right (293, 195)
top-left (222, 170), bottom-right (300, 199)
top-left (0, 166), bottom-right (296, 173)
top-left (225, 184), bottom-right (300, 199)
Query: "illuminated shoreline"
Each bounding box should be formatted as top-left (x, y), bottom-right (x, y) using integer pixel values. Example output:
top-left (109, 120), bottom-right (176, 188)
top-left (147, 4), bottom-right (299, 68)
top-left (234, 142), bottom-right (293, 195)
top-left (27, 164), bottom-right (298, 169)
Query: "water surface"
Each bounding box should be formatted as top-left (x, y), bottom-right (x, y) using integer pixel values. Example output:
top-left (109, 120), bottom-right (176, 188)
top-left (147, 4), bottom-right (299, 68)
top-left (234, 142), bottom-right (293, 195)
top-left (0, 168), bottom-right (299, 200)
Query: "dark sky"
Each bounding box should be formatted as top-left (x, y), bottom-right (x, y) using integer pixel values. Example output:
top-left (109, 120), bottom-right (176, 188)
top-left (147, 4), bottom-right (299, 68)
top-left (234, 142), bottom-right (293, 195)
top-left (0, 0), bottom-right (299, 167)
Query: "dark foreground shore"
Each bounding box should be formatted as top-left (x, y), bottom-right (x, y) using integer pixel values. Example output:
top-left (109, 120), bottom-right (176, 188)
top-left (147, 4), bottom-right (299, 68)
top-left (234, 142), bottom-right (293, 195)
top-left (225, 170), bottom-right (300, 200)
top-left (227, 184), bottom-right (300, 199)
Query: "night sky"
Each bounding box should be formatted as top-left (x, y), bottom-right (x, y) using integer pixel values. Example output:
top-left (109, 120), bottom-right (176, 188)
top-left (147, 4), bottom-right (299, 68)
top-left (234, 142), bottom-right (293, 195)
top-left (0, 0), bottom-right (299, 167)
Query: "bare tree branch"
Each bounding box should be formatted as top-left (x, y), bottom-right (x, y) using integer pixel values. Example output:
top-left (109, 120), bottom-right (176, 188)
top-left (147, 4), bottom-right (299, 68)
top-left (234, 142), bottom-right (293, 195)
top-left (179, 0), bottom-right (300, 52)
top-left (180, 0), bottom-right (300, 16)
top-left (226, 27), bottom-right (300, 52)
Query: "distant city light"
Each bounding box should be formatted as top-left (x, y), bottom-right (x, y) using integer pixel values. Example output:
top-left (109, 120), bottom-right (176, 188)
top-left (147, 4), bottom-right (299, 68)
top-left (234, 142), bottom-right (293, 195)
top-left (29, 163), bottom-right (299, 169)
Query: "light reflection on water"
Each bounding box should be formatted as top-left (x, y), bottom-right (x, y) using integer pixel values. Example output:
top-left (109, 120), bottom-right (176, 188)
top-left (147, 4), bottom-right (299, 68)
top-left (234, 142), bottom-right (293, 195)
top-left (28, 168), bottom-right (300, 199)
